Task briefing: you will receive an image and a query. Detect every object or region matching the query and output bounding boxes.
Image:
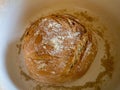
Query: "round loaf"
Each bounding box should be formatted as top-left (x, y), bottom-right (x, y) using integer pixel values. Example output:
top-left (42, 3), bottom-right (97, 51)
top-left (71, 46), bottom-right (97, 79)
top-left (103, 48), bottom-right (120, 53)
top-left (22, 14), bottom-right (97, 85)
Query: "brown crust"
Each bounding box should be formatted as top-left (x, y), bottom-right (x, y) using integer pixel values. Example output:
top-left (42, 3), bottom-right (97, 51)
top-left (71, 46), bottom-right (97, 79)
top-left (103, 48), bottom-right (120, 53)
top-left (21, 14), bottom-right (97, 85)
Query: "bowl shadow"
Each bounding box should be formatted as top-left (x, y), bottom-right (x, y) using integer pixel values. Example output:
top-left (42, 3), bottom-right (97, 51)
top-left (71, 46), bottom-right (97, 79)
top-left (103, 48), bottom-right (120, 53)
top-left (5, 40), bottom-right (26, 90)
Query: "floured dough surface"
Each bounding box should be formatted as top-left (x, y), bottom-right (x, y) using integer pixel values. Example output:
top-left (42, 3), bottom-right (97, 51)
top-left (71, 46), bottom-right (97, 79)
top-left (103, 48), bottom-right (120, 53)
top-left (22, 14), bottom-right (97, 85)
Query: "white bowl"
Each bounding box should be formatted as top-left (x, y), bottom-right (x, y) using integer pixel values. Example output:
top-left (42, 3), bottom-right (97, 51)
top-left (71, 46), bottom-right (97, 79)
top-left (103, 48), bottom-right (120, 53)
top-left (0, 0), bottom-right (120, 90)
